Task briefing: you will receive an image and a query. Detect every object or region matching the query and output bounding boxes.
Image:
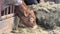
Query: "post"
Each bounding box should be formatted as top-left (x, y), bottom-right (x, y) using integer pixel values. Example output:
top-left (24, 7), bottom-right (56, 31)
top-left (0, 1), bottom-right (2, 20)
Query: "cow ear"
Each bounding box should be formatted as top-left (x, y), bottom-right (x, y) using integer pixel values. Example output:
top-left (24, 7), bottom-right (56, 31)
top-left (24, 11), bottom-right (29, 17)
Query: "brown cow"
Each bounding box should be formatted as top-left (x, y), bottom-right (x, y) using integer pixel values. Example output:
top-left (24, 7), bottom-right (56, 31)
top-left (15, 0), bottom-right (37, 29)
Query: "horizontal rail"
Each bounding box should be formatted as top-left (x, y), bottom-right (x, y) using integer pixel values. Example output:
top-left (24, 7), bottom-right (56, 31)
top-left (0, 13), bottom-right (14, 21)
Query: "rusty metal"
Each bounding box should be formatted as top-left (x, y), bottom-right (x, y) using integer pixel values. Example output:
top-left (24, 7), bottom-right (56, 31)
top-left (10, 5), bottom-right (12, 13)
top-left (0, 5), bottom-right (15, 20)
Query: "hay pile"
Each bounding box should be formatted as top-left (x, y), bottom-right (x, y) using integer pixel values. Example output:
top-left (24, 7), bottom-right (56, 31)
top-left (28, 2), bottom-right (60, 29)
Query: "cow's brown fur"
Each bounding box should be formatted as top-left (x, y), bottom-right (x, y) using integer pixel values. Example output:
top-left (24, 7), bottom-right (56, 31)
top-left (15, 0), bottom-right (37, 28)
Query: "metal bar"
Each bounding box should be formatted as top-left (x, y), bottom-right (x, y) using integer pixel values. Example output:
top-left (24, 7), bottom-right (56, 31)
top-left (0, 3), bottom-right (1, 17)
top-left (12, 5), bottom-right (14, 13)
top-left (7, 7), bottom-right (9, 14)
top-left (5, 7), bottom-right (9, 15)
top-left (10, 5), bottom-right (12, 14)
top-left (1, 13), bottom-right (14, 20)
top-left (4, 9), bottom-right (5, 16)
top-left (0, 2), bottom-right (2, 20)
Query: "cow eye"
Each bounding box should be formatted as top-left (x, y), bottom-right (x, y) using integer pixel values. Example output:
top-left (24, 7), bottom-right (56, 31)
top-left (30, 17), bottom-right (34, 23)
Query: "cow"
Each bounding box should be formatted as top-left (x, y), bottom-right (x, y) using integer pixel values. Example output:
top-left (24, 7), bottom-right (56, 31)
top-left (15, 0), bottom-right (37, 29)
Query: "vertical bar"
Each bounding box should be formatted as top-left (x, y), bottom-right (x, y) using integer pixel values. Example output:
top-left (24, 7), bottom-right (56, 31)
top-left (0, 2), bottom-right (2, 20)
top-left (10, 5), bottom-right (12, 14)
top-left (12, 5), bottom-right (14, 13)
top-left (0, 3), bottom-right (1, 17)
top-left (12, 6), bottom-right (14, 13)
top-left (5, 7), bottom-right (9, 15)
top-left (7, 7), bottom-right (9, 14)
top-left (4, 9), bottom-right (5, 15)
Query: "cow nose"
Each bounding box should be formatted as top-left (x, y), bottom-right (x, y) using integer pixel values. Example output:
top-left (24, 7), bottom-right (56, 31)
top-left (32, 25), bottom-right (38, 29)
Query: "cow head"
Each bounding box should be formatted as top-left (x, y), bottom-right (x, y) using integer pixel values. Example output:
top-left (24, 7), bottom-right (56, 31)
top-left (14, 0), bottom-right (37, 29)
top-left (15, 6), bottom-right (37, 29)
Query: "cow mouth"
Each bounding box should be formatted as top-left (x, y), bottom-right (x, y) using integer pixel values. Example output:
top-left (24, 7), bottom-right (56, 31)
top-left (32, 25), bottom-right (38, 29)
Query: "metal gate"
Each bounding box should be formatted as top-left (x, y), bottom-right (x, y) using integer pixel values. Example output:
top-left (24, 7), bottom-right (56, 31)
top-left (0, 1), bottom-right (15, 33)
top-left (0, 2), bottom-right (15, 21)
